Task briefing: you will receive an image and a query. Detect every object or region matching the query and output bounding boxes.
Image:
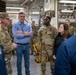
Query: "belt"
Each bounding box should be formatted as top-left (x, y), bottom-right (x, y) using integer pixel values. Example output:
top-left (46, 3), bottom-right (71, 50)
top-left (16, 43), bottom-right (29, 45)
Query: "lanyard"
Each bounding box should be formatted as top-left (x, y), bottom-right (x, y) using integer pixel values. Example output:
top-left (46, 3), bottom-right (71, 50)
top-left (21, 24), bottom-right (24, 31)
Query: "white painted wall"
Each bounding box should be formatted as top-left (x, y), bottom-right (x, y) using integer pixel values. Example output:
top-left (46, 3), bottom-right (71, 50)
top-left (9, 14), bottom-right (18, 24)
top-left (28, 14), bottom-right (39, 25)
top-left (44, 0), bottom-right (55, 11)
top-left (44, 0), bottom-right (58, 28)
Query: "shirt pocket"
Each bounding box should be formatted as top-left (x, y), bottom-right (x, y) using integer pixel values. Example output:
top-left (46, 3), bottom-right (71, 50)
top-left (47, 31), bottom-right (53, 39)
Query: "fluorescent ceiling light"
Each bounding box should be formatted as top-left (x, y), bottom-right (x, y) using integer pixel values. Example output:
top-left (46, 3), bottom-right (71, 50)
top-left (61, 10), bottom-right (73, 13)
top-left (7, 11), bottom-right (19, 14)
top-left (59, 1), bottom-right (76, 4)
top-left (29, 12), bottom-right (39, 14)
top-left (6, 7), bottom-right (24, 10)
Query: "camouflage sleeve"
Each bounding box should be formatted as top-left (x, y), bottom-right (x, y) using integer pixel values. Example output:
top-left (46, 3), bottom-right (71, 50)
top-left (4, 41), bottom-right (14, 53)
top-left (69, 26), bottom-right (76, 35)
top-left (74, 27), bottom-right (76, 35)
top-left (0, 30), bottom-right (14, 53)
top-left (36, 28), bottom-right (42, 50)
top-left (71, 26), bottom-right (75, 35)
top-left (38, 28), bottom-right (42, 42)
top-left (8, 25), bottom-right (13, 38)
top-left (52, 27), bottom-right (58, 39)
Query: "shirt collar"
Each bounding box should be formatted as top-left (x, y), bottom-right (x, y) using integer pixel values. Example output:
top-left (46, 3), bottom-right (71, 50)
top-left (18, 21), bottom-right (27, 25)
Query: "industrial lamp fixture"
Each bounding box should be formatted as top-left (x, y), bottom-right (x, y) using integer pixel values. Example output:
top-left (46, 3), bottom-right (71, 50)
top-left (59, 1), bottom-right (76, 4)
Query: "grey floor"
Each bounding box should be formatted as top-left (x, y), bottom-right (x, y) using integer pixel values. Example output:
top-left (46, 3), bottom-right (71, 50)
top-left (11, 55), bottom-right (52, 75)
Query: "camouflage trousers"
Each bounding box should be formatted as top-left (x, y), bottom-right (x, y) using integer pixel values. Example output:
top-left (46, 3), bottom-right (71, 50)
top-left (6, 58), bottom-right (12, 75)
top-left (41, 44), bottom-right (54, 72)
top-left (30, 36), bottom-right (38, 54)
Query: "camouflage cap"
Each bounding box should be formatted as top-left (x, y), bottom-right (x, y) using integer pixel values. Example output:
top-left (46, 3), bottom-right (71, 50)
top-left (0, 12), bottom-right (9, 19)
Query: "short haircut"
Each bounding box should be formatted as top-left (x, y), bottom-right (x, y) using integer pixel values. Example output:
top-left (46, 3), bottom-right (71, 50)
top-left (46, 16), bottom-right (51, 20)
top-left (65, 19), bottom-right (70, 22)
top-left (18, 12), bottom-right (25, 15)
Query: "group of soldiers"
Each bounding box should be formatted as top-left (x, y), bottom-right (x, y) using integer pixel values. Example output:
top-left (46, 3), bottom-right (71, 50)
top-left (30, 16), bottom-right (76, 75)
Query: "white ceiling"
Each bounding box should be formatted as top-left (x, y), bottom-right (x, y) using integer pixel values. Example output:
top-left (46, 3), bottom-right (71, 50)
top-left (2, 0), bottom-right (26, 3)
top-left (2, 0), bottom-right (29, 7)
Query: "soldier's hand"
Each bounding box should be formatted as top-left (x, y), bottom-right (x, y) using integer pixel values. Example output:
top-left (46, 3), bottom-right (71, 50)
top-left (16, 31), bottom-right (23, 34)
top-left (12, 43), bottom-right (17, 48)
top-left (53, 55), bottom-right (56, 60)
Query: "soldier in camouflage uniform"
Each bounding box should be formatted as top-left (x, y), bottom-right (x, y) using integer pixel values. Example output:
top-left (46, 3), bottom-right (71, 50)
top-left (7, 19), bottom-right (13, 39)
top-left (30, 20), bottom-right (38, 54)
top-left (0, 12), bottom-right (17, 75)
top-left (7, 19), bottom-right (16, 55)
top-left (38, 16), bottom-right (58, 75)
top-left (65, 19), bottom-right (76, 35)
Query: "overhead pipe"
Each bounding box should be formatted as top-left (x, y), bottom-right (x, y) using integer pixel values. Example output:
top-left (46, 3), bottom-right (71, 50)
top-left (21, 0), bottom-right (28, 6)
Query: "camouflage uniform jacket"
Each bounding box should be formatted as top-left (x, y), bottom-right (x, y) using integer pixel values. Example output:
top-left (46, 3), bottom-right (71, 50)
top-left (32, 25), bottom-right (38, 36)
top-left (69, 26), bottom-right (76, 35)
top-left (8, 25), bottom-right (12, 38)
top-left (38, 25), bottom-right (58, 45)
top-left (0, 27), bottom-right (14, 54)
top-left (7, 25), bottom-right (13, 42)
top-left (30, 25), bottom-right (38, 44)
